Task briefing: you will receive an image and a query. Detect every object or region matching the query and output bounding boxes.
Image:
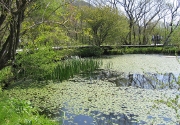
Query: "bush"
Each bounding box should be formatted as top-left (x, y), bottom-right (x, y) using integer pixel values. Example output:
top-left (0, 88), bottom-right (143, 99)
top-left (76, 46), bottom-right (104, 57)
top-left (0, 67), bottom-right (13, 89)
top-left (12, 46), bottom-right (102, 82)
top-left (13, 47), bottom-right (58, 81)
top-left (107, 47), bottom-right (178, 55)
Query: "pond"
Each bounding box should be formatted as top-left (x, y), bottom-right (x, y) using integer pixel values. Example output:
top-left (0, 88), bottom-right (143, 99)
top-left (58, 54), bottom-right (180, 125)
top-left (101, 54), bottom-right (180, 74)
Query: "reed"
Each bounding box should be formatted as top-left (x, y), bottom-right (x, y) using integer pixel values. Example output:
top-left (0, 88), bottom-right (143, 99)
top-left (51, 58), bottom-right (102, 82)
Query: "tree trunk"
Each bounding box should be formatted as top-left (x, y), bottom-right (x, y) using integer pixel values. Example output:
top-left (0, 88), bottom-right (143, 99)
top-left (0, 1), bottom-right (28, 70)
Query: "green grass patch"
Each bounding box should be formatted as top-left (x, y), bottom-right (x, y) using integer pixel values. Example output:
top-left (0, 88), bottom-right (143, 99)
top-left (0, 93), bottom-right (58, 125)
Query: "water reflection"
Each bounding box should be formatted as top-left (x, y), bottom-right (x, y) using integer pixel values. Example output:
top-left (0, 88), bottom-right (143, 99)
top-left (60, 70), bottom-right (180, 125)
top-left (96, 70), bottom-right (180, 90)
top-left (59, 107), bottom-right (175, 125)
top-left (60, 108), bottom-right (142, 125)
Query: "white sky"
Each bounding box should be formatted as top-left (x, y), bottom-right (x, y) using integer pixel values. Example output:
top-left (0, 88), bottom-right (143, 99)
top-left (83, 0), bottom-right (180, 24)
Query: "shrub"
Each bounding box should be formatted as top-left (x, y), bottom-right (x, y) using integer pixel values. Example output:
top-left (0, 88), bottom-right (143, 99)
top-left (76, 46), bottom-right (104, 57)
top-left (0, 67), bottom-right (13, 89)
top-left (12, 46), bottom-right (102, 82)
top-left (13, 47), bottom-right (58, 81)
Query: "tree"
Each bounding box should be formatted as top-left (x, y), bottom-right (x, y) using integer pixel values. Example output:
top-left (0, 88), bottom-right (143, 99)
top-left (163, 0), bottom-right (180, 46)
top-left (80, 6), bottom-right (127, 46)
top-left (21, 0), bottom-right (72, 47)
top-left (0, 0), bottom-right (34, 70)
top-left (115, 0), bottom-right (166, 45)
top-left (138, 0), bottom-right (165, 44)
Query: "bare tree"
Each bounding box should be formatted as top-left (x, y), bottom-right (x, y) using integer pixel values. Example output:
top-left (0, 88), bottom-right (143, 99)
top-left (138, 0), bottom-right (166, 44)
top-left (0, 0), bottom-right (34, 70)
top-left (116, 0), bottom-right (137, 44)
top-left (163, 0), bottom-right (180, 46)
top-left (114, 0), bottom-right (166, 45)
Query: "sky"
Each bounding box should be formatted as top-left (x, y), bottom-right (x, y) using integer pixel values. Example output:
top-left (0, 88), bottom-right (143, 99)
top-left (83, 0), bottom-right (180, 24)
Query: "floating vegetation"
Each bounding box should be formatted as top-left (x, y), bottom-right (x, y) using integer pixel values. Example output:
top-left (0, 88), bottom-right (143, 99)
top-left (4, 54), bottom-right (180, 125)
top-left (58, 54), bottom-right (180, 125)
top-left (59, 78), bottom-right (180, 125)
top-left (100, 54), bottom-right (180, 74)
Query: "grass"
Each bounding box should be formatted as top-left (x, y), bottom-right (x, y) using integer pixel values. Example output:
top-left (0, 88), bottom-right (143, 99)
top-left (0, 92), bottom-right (58, 125)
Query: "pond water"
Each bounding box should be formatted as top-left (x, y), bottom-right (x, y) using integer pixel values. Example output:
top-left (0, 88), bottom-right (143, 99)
top-left (58, 54), bottom-right (180, 125)
top-left (101, 54), bottom-right (180, 74)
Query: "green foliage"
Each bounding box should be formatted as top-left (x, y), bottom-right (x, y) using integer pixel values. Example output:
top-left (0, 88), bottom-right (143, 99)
top-left (21, 0), bottom-right (73, 47)
top-left (0, 67), bottom-right (13, 88)
top-left (0, 94), bottom-right (58, 125)
top-left (0, 67), bottom-right (12, 83)
top-left (13, 46), bottom-right (102, 82)
top-left (76, 46), bottom-right (104, 57)
top-left (52, 58), bottom-right (102, 82)
top-left (107, 47), bottom-right (179, 55)
top-left (79, 6), bottom-right (128, 46)
top-left (170, 26), bottom-right (180, 45)
top-left (13, 47), bottom-right (59, 81)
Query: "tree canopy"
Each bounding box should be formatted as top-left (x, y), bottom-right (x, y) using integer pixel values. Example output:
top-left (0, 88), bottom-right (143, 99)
top-left (0, 0), bottom-right (180, 70)
top-left (79, 6), bottom-right (129, 46)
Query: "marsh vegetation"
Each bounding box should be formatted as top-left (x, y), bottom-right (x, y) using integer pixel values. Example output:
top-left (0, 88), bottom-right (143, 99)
top-left (2, 53), bottom-right (180, 125)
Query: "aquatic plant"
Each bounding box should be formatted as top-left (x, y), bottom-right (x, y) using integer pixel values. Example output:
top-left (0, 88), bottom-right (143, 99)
top-left (58, 78), bottom-right (179, 124)
top-left (51, 58), bottom-right (102, 82)
top-left (155, 95), bottom-right (180, 124)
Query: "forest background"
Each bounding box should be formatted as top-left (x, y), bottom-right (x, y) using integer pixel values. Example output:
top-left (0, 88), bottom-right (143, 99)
top-left (0, 0), bottom-right (180, 70)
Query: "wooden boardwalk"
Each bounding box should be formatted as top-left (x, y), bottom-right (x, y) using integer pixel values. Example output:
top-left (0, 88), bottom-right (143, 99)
top-left (16, 44), bottom-right (167, 53)
top-left (52, 44), bottom-right (165, 50)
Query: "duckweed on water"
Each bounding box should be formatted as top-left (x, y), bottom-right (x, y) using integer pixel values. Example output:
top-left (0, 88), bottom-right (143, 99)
top-left (4, 54), bottom-right (180, 125)
top-left (59, 77), bottom-right (180, 125)
top-left (4, 76), bottom-right (180, 124)
top-left (100, 54), bottom-right (180, 74)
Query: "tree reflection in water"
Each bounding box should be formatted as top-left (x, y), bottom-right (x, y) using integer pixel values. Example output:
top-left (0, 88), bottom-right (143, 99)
top-left (125, 72), bottom-right (178, 89)
top-left (97, 70), bottom-right (180, 90)
top-left (59, 70), bottom-right (180, 125)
